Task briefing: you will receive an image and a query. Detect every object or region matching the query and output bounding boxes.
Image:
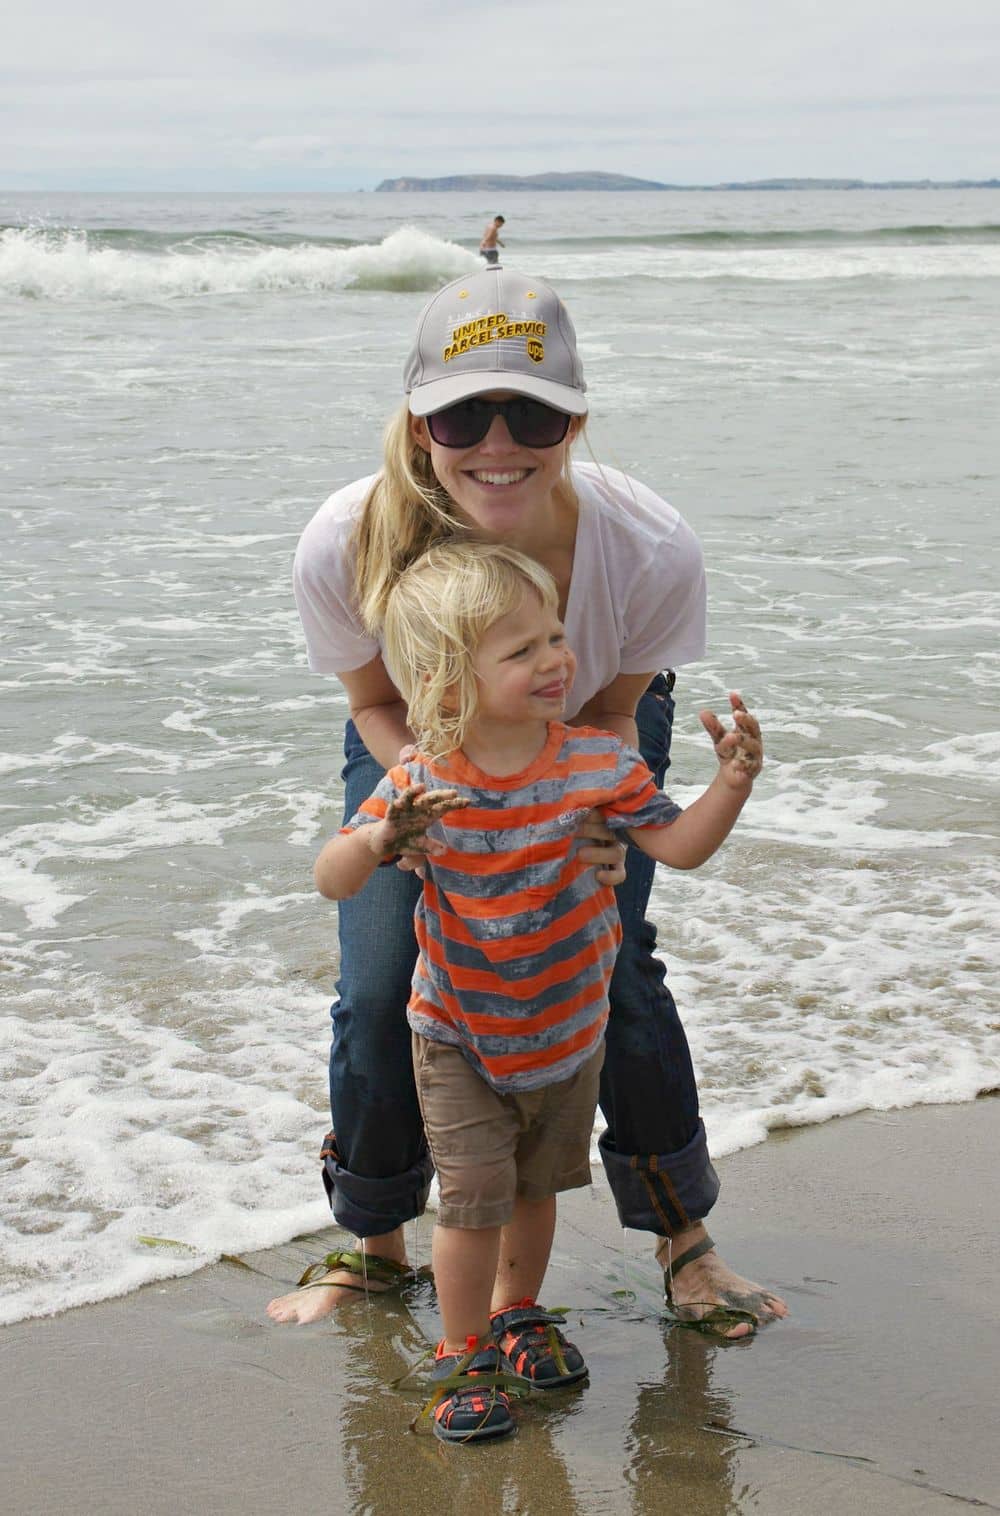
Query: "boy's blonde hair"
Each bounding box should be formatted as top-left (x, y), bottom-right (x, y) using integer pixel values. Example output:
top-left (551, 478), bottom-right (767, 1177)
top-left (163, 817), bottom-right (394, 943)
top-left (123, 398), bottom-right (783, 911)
top-left (353, 402), bottom-right (582, 634)
top-left (383, 541), bottom-right (559, 760)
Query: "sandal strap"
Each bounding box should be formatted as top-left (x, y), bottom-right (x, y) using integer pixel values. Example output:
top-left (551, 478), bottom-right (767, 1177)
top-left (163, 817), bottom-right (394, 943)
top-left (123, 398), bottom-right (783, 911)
top-left (295, 1249), bottom-right (410, 1291)
top-left (666, 1304), bottom-right (758, 1337)
top-left (662, 1232), bottom-right (715, 1300)
top-left (409, 1340), bottom-right (530, 1434)
top-left (660, 1235), bottom-right (760, 1338)
top-left (490, 1302), bottom-right (585, 1386)
top-left (489, 1302), bottom-right (566, 1335)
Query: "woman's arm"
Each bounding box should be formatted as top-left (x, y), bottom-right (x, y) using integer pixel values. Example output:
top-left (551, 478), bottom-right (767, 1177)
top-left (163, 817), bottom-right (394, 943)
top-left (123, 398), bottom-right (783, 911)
top-left (570, 670), bottom-right (652, 749)
top-left (338, 655), bottom-right (414, 771)
top-left (569, 670), bottom-right (654, 882)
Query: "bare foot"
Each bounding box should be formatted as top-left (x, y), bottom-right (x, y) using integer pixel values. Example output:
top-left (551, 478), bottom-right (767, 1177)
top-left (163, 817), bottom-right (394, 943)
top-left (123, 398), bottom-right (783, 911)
top-left (656, 1224), bottom-right (789, 1341)
top-left (267, 1235), bottom-right (409, 1325)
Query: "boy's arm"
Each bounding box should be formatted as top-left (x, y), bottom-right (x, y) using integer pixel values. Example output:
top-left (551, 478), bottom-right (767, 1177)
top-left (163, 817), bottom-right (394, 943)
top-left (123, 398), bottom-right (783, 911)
top-left (314, 824), bottom-right (390, 900)
top-left (629, 695), bottom-right (762, 871)
top-left (314, 785), bottom-right (468, 900)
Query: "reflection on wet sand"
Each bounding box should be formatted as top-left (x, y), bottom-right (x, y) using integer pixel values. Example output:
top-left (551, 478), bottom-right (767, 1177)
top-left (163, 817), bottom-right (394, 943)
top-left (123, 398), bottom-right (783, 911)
top-left (6, 1106), bottom-right (998, 1513)
top-left (326, 1244), bottom-right (746, 1516)
top-left (623, 1326), bottom-right (743, 1515)
top-left (333, 1275), bottom-right (584, 1512)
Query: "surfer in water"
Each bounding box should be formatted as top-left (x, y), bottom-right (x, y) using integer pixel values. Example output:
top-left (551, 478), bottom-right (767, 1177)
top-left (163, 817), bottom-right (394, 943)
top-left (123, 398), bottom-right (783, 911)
top-left (268, 266), bottom-right (789, 1340)
top-left (479, 214), bottom-right (505, 264)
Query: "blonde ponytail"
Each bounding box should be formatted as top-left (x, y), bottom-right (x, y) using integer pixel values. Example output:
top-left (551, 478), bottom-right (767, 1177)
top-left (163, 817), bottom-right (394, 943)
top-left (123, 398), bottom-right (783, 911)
top-left (354, 405), bottom-right (465, 633)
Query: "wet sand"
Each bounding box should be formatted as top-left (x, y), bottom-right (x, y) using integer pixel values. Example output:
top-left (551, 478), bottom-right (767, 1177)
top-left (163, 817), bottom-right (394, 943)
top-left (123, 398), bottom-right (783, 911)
top-left (4, 1097), bottom-right (998, 1515)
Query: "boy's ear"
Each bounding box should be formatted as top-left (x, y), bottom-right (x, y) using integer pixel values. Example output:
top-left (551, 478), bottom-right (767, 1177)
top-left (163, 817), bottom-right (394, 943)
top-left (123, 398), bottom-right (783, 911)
top-left (410, 414), bottom-right (432, 454)
top-left (421, 669), bottom-right (459, 712)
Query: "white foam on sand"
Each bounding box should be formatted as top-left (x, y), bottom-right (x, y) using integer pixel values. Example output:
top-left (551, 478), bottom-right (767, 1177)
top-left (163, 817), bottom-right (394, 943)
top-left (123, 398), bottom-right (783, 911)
top-left (0, 981), bottom-right (333, 1325)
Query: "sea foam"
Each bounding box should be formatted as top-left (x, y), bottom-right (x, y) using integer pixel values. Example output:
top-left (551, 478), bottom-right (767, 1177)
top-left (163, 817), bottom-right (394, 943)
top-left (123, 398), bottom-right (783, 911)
top-left (0, 224), bottom-right (477, 301)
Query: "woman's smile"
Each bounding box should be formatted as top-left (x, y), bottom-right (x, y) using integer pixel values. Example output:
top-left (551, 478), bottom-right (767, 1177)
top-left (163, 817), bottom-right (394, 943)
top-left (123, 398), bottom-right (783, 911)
top-left (412, 400), bottom-right (578, 536)
top-left (467, 468), bottom-right (533, 488)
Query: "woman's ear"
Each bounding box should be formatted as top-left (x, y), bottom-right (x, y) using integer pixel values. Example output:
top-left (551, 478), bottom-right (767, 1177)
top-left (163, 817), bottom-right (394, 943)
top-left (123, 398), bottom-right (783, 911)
top-left (410, 413), bottom-right (432, 454)
top-left (567, 415), bottom-right (584, 444)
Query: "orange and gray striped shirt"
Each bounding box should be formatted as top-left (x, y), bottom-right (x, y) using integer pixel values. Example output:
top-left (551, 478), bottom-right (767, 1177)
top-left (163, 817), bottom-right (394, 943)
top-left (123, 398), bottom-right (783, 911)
top-left (343, 723), bottom-right (681, 1094)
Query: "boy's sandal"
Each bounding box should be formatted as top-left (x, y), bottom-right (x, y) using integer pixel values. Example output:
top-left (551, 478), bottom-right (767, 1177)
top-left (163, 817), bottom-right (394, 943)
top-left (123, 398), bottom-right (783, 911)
top-left (295, 1249), bottom-right (411, 1293)
top-left (490, 1298), bottom-right (589, 1387)
top-left (423, 1337), bottom-right (517, 1444)
top-left (662, 1233), bottom-right (759, 1338)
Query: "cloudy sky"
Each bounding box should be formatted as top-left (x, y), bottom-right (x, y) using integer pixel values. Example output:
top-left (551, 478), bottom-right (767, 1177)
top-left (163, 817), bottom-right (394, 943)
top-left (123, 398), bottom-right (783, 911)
top-left (3, 0), bottom-right (998, 191)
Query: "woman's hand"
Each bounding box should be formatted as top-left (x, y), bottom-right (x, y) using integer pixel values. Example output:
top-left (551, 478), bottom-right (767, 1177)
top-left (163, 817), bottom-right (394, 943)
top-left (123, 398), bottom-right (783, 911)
top-left (575, 808), bottom-right (628, 886)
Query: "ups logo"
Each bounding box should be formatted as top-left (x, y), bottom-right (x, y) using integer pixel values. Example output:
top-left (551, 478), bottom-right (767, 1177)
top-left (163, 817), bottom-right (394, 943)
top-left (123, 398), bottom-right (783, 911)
top-left (526, 337), bottom-right (545, 364)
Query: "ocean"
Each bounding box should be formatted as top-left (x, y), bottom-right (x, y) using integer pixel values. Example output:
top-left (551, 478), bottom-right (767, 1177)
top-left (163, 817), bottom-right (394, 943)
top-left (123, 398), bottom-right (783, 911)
top-left (2, 188), bottom-right (998, 1324)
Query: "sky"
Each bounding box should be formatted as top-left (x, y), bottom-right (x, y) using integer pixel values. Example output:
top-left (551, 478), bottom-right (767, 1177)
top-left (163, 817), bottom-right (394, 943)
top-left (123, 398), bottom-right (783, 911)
top-left (2, 0), bottom-right (998, 191)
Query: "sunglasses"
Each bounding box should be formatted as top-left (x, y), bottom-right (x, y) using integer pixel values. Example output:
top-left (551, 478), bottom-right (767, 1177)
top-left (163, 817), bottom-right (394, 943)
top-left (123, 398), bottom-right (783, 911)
top-left (425, 396), bottom-right (572, 449)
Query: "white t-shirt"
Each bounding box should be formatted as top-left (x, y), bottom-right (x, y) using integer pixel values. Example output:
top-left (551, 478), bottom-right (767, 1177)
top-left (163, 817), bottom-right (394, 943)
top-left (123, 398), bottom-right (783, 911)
top-left (292, 461), bottom-right (706, 717)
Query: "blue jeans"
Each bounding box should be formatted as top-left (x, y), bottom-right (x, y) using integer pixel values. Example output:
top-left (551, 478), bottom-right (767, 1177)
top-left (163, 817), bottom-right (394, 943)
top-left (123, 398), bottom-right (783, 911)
top-left (322, 673), bottom-right (720, 1238)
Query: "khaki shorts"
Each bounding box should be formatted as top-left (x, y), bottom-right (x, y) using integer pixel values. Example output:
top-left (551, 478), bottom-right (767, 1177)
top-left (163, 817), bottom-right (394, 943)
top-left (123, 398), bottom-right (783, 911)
top-left (411, 1033), bottom-right (604, 1230)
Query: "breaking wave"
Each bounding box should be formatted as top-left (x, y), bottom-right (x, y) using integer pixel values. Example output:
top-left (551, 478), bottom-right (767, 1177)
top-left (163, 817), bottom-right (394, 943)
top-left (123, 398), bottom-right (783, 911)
top-left (0, 224), bottom-right (478, 302)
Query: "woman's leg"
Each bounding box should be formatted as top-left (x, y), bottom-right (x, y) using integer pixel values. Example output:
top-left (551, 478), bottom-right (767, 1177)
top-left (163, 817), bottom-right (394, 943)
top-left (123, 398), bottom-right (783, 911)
top-left (598, 675), bottom-right (787, 1333)
top-left (322, 725), bottom-right (428, 1220)
top-left (268, 722), bottom-right (430, 1323)
top-left (598, 673), bottom-right (720, 1231)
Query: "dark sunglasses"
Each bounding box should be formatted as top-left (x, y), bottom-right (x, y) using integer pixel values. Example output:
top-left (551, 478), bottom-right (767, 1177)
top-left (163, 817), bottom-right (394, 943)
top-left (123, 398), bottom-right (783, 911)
top-left (426, 396), bottom-right (572, 449)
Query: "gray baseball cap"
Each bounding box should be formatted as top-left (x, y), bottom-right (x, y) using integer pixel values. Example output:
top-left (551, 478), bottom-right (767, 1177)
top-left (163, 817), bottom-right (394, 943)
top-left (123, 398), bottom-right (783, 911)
top-left (404, 268), bottom-right (588, 417)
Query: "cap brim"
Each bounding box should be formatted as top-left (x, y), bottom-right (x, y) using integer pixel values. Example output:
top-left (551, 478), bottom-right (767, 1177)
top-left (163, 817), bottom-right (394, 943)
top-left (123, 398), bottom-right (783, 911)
top-left (408, 370), bottom-right (588, 418)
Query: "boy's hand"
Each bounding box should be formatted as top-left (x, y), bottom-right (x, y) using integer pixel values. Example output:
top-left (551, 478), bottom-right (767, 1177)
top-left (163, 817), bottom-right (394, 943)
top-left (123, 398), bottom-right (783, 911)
top-left (366, 784), bottom-right (469, 860)
top-left (699, 693), bottom-right (763, 789)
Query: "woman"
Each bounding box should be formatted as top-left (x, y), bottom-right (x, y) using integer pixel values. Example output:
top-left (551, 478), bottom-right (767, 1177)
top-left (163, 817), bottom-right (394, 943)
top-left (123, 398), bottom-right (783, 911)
top-left (268, 267), bottom-right (787, 1338)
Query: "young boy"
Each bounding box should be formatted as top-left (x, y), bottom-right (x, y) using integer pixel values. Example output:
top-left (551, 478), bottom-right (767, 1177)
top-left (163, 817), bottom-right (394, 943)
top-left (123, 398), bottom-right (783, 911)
top-left (313, 541), bottom-right (763, 1444)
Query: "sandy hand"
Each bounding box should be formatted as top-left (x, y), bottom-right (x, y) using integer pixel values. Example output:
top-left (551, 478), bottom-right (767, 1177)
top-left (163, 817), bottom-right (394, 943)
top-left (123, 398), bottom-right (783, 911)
top-left (699, 693), bottom-right (764, 786)
top-left (368, 784), bottom-right (469, 859)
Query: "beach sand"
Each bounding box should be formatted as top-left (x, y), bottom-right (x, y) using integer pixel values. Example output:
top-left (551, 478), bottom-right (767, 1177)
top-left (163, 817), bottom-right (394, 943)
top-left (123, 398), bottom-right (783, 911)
top-left (4, 1097), bottom-right (998, 1516)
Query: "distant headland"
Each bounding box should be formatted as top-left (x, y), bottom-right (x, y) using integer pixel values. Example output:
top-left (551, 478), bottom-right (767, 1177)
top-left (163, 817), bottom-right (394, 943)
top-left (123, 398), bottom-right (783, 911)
top-left (375, 172), bottom-right (1000, 193)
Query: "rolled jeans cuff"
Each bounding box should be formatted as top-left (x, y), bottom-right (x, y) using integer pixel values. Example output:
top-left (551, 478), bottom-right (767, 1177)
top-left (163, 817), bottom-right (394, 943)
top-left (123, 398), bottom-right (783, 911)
top-left (597, 1118), bottom-right (720, 1235)
top-left (321, 1133), bottom-right (433, 1238)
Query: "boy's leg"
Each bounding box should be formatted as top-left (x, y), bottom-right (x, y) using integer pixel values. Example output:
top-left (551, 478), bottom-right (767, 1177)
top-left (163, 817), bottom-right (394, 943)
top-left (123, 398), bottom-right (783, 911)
top-left (491, 1044), bottom-right (601, 1317)
top-left (268, 723), bottom-right (430, 1324)
top-left (489, 1198), bottom-right (588, 1388)
top-left (599, 674), bottom-right (787, 1334)
top-left (415, 1038), bottom-right (520, 1442)
top-left (488, 1054), bottom-right (596, 1387)
top-left (490, 1194), bottom-right (557, 1313)
top-left (434, 1222), bottom-right (502, 1350)
top-left (412, 1037), bottom-right (582, 1373)
top-left (430, 1220), bottom-right (517, 1444)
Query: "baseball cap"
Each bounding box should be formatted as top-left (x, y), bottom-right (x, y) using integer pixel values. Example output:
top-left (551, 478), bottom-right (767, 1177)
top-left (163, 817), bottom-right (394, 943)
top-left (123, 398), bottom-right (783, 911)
top-left (404, 268), bottom-right (588, 417)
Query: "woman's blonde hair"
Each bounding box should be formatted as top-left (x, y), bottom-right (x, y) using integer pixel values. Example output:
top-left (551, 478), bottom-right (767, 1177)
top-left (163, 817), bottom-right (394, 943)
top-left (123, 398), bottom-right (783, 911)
top-left (353, 402), bottom-right (582, 634)
top-left (383, 541), bottom-right (559, 760)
